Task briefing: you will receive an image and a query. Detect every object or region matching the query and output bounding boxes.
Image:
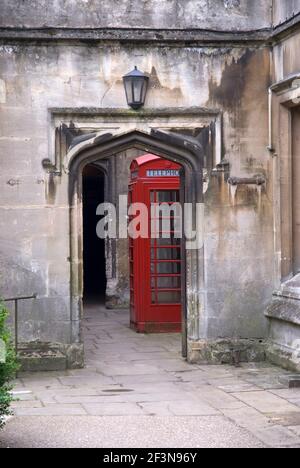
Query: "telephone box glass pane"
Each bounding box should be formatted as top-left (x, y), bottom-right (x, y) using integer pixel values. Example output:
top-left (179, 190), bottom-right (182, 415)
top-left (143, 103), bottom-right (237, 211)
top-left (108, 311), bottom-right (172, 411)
top-left (152, 262), bottom-right (181, 274)
top-left (151, 248), bottom-right (180, 260)
top-left (152, 219), bottom-right (181, 237)
top-left (151, 237), bottom-right (181, 246)
top-left (157, 291), bottom-right (181, 304)
top-left (156, 191), bottom-right (180, 202)
top-left (151, 277), bottom-right (181, 289)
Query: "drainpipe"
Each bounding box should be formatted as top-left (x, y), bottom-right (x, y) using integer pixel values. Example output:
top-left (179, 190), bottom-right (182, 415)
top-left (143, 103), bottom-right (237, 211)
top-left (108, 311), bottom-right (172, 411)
top-left (267, 87), bottom-right (275, 153)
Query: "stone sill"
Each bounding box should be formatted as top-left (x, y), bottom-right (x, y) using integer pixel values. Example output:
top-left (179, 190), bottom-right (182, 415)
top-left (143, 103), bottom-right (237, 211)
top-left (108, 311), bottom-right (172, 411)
top-left (265, 291), bottom-right (300, 327)
top-left (265, 274), bottom-right (300, 326)
top-left (0, 26), bottom-right (271, 44)
top-left (277, 273), bottom-right (300, 301)
top-left (0, 15), bottom-right (299, 45)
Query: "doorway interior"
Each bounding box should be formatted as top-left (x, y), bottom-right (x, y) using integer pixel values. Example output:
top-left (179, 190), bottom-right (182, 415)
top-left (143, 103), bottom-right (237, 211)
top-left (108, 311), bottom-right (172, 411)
top-left (82, 164), bottom-right (106, 303)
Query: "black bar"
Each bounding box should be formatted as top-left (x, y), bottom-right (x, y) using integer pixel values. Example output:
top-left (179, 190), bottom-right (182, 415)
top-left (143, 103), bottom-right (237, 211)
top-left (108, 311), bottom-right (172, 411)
top-left (14, 299), bottom-right (18, 355)
top-left (2, 295), bottom-right (37, 360)
top-left (3, 294), bottom-right (37, 302)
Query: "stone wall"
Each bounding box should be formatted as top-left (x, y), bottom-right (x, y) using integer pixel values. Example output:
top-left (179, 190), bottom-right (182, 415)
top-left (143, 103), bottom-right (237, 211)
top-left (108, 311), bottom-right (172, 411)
top-left (273, 0), bottom-right (300, 26)
top-left (273, 30), bottom-right (300, 81)
top-left (0, 0), bottom-right (272, 31)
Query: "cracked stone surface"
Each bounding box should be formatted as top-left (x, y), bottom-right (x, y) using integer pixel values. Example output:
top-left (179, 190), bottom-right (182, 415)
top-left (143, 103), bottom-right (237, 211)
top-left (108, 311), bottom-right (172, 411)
top-left (1, 304), bottom-right (300, 448)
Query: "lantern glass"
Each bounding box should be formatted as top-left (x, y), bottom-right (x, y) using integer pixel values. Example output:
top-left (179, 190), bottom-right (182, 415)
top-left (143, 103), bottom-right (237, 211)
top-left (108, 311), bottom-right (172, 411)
top-left (133, 77), bottom-right (144, 102)
top-left (123, 67), bottom-right (149, 110)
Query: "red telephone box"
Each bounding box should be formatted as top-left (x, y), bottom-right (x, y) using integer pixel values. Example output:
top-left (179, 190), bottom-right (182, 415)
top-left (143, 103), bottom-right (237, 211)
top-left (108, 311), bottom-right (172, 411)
top-left (129, 154), bottom-right (182, 333)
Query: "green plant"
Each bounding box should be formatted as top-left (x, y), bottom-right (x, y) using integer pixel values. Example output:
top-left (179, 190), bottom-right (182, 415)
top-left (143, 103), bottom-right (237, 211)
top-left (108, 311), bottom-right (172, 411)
top-left (0, 299), bottom-right (19, 429)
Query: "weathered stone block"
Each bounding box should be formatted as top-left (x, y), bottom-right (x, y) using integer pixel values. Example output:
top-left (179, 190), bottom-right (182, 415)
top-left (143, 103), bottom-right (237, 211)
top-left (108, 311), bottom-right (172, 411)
top-left (18, 341), bottom-right (84, 372)
top-left (279, 375), bottom-right (300, 389)
top-left (266, 344), bottom-right (300, 374)
top-left (64, 343), bottom-right (85, 370)
top-left (19, 349), bottom-right (67, 372)
top-left (187, 338), bottom-right (266, 365)
top-left (265, 294), bottom-right (300, 373)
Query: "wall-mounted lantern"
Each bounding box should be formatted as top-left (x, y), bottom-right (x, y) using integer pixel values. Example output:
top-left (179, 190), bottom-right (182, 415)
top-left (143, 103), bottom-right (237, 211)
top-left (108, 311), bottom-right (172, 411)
top-left (123, 66), bottom-right (149, 110)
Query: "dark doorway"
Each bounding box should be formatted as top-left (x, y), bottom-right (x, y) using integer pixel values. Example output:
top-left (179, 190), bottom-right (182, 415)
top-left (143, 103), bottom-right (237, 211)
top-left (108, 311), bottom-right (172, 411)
top-left (82, 164), bottom-right (106, 301)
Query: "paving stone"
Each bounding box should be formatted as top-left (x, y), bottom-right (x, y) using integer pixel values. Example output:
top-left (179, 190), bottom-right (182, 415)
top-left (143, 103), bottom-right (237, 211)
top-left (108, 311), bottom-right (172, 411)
top-left (115, 381), bottom-right (181, 394)
top-left (68, 369), bottom-right (104, 377)
top-left (231, 391), bottom-right (300, 414)
top-left (223, 406), bottom-right (274, 430)
top-left (172, 381), bottom-right (197, 392)
top-left (22, 385), bottom-right (69, 392)
top-left (123, 392), bottom-right (192, 403)
top-left (11, 400), bottom-right (43, 409)
top-left (203, 377), bottom-right (258, 391)
top-left (233, 363), bottom-right (287, 374)
top-left (21, 378), bottom-right (63, 388)
top-left (269, 388), bottom-right (300, 400)
top-left (18, 371), bottom-right (70, 379)
top-left (199, 370), bottom-right (234, 386)
top-left (99, 362), bottom-right (162, 376)
top-left (11, 382), bottom-right (25, 390)
top-left (111, 373), bottom-right (180, 384)
top-left (132, 345), bottom-right (174, 353)
top-left (34, 388), bottom-right (107, 398)
top-left (139, 401), bottom-right (175, 416)
top-left (254, 425), bottom-right (300, 448)
top-left (93, 345), bottom-right (138, 354)
top-left (172, 370), bottom-right (207, 383)
top-left (83, 402), bottom-right (143, 416)
top-left (198, 364), bottom-right (232, 372)
top-left (11, 392), bottom-right (35, 401)
top-left (32, 393), bottom-right (58, 405)
top-left (290, 399), bottom-right (300, 407)
top-left (194, 385), bottom-right (248, 410)
top-left (166, 400), bottom-right (220, 416)
top-left (198, 368), bottom-right (234, 379)
top-left (288, 426), bottom-right (300, 437)
top-left (13, 405), bottom-right (87, 416)
top-left (216, 380), bottom-right (261, 393)
top-left (59, 375), bottom-right (114, 386)
top-left (266, 412), bottom-right (300, 427)
top-left (55, 395), bottom-right (131, 404)
top-left (114, 352), bottom-right (180, 362)
top-left (242, 376), bottom-right (286, 390)
top-left (150, 359), bottom-right (194, 372)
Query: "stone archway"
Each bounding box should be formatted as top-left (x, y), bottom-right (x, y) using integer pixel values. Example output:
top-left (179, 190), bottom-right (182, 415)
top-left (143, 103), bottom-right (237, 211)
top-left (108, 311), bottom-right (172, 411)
top-left (66, 129), bottom-right (204, 362)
